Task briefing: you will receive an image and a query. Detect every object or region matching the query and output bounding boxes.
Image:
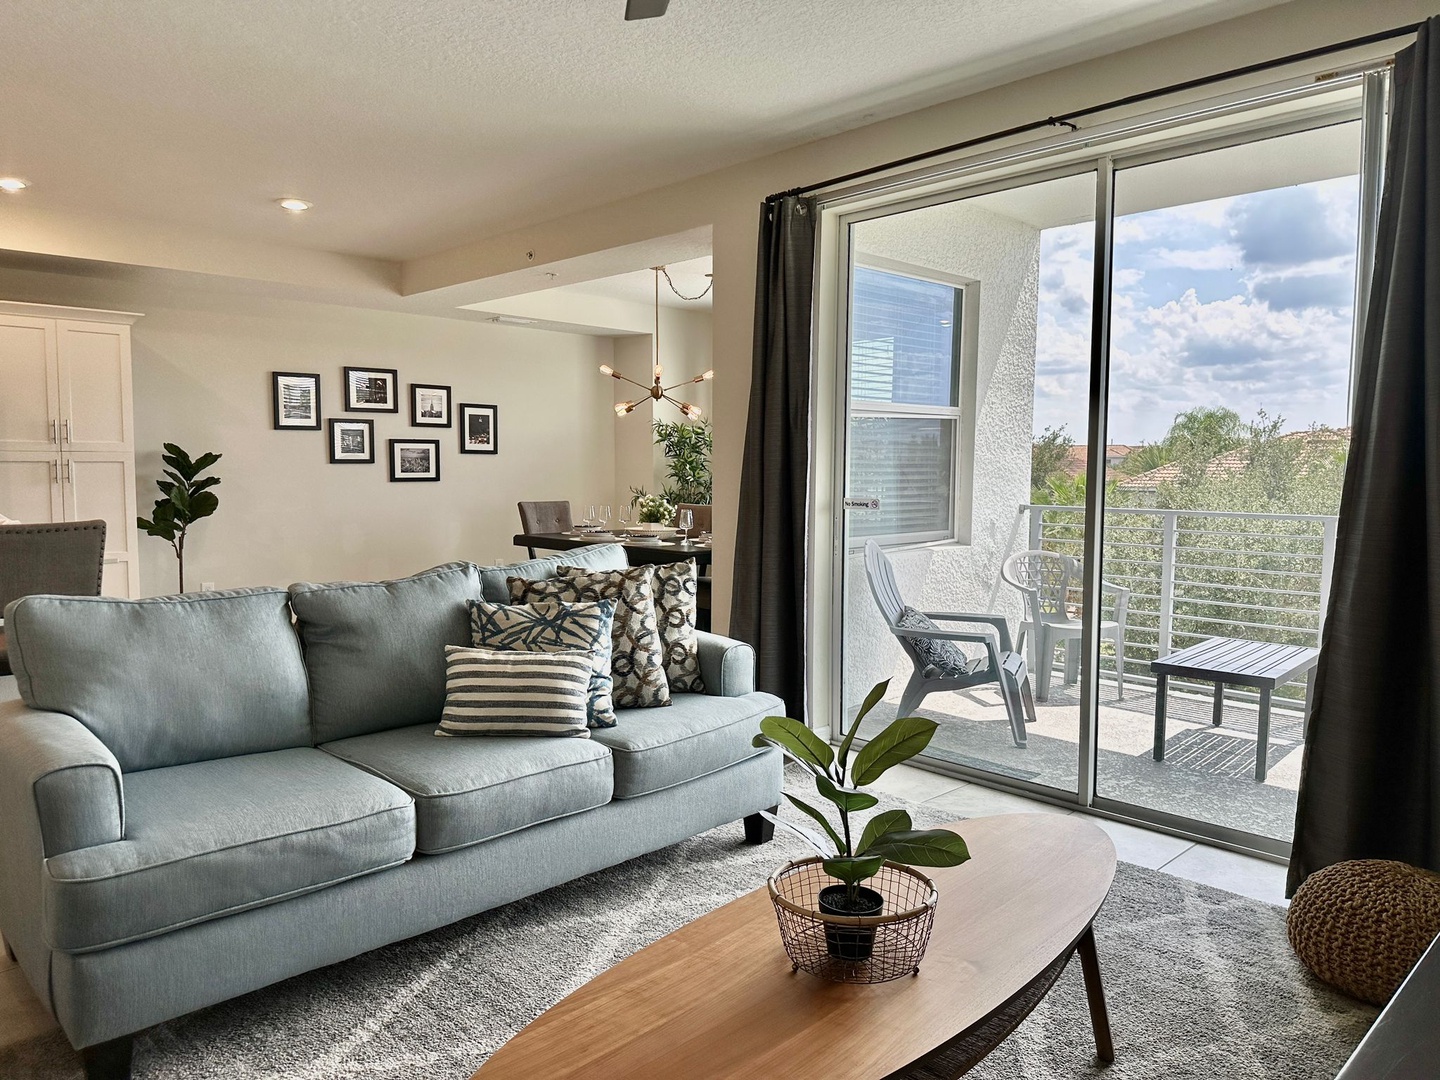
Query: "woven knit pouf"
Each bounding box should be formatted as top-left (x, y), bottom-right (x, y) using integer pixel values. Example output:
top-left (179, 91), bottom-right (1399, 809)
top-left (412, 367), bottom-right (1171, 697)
top-left (1287, 859), bottom-right (1440, 1006)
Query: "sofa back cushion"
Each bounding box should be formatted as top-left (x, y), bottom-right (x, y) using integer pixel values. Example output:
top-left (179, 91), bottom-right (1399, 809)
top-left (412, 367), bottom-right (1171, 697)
top-left (289, 562), bottom-right (483, 743)
top-left (476, 543), bottom-right (628, 602)
top-left (5, 589), bottom-right (310, 772)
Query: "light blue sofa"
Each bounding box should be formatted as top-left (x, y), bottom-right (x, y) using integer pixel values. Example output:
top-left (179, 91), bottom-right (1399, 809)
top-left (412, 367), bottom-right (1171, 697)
top-left (0, 547), bottom-right (783, 1080)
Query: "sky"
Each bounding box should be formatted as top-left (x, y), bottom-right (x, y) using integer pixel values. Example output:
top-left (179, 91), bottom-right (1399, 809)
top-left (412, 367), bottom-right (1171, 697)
top-left (1032, 174), bottom-right (1361, 444)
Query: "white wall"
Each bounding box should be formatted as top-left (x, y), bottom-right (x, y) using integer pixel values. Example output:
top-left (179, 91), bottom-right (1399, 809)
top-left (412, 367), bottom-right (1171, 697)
top-left (0, 265), bottom-right (616, 593)
top-left (843, 202), bottom-right (1040, 704)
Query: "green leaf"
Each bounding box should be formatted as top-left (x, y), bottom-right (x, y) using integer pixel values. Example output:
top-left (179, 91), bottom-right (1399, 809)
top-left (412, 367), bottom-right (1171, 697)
top-left (815, 773), bottom-right (879, 814)
top-left (851, 716), bottom-right (939, 786)
top-left (750, 732), bottom-right (823, 777)
top-left (764, 812), bottom-right (829, 857)
top-left (191, 451), bottom-right (221, 473)
top-left (784, 794), bottom-right (843, 853)
top-left (822, 855), bottom-right (885, 888)
top-left (756, 715), bottom-right (834, 774)
top-left (836, 678), bottom-right (889, 776)
top-left (857, 808), bottom-right (912, 855)
top-left (155, 480), bottom-right (176, 497)
top-left (863, 828), bottom-right (971, 867)
top-left (189, 491), bottom-right (219, 519)
top-left (189, 476), bottom-right (221, 493)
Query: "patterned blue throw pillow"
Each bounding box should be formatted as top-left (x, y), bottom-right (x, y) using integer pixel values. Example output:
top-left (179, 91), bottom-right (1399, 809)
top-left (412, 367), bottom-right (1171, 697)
top-left (468, 598), bottom-right (618, 728)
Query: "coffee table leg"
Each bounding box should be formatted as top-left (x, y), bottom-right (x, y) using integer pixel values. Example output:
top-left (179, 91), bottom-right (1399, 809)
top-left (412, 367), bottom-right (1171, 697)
top-left (1255, 687), bottom-right (1271, 783)
top-left (1212, 682), bottom-right (1224, 727)
top-left (1152, 673), bottom-right (1168, 762)
top-left (1077, 926), bottom-right (1115, 1064)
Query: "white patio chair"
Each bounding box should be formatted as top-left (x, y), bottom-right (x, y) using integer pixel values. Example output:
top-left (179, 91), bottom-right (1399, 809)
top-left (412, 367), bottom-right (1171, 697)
top-left (865, 540), bottom-right (1036, 749)
top-left (1000, 550), bottom-right (1130, 702)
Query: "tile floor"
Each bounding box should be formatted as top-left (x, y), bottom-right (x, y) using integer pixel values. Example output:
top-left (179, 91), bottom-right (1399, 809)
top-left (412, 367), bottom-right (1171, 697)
top-left (0, 765), bottom-right (1291, 1060)
top-left (871, 762), bottom-right (1291, 906)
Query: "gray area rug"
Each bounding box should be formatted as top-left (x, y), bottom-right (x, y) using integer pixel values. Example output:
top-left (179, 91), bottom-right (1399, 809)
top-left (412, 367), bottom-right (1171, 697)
top-left (2, 782), bottom-right (1374, 1079)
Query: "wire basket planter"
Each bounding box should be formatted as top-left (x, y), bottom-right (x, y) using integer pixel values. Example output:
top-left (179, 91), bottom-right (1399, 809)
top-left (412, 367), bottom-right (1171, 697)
top-left (768, 857), bottom-right (939, 984)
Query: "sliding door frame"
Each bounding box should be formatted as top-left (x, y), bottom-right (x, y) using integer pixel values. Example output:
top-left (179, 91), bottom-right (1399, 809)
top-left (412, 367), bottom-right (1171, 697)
top-left (814, 65), bottom-right (1391, 861)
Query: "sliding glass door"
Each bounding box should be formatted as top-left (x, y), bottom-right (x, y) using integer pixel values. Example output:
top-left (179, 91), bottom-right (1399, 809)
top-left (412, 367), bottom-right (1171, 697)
top-left (836, 169), bottom-right (1098, 798)
top-left (826, 74), bottom-right (1383, 854)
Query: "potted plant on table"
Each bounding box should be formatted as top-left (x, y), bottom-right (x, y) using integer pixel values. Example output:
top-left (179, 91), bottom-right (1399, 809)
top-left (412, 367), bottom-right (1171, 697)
top-left (754, 680), bottom-right (970, 972)
top-left (628, 489), bottom-right (677, 527)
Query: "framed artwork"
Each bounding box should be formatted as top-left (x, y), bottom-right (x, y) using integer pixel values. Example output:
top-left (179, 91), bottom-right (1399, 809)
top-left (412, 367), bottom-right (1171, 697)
top-left (389, 438), bottom-right (441, 481)
top-left (343, 366), bottom-right (400, 412)
top-left (410, 383), bottom-right (452, 427)
top-left (328, 419), bottom-right (375, 464)
top-left (459, 403), bottom-right (498, 455)
top-left (272, 371), bottom-right (321, 430)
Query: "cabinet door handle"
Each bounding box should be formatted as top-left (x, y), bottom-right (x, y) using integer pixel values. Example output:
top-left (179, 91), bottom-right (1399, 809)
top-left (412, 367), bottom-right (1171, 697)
top-left (53, 459), bottom-right (60, 484)
top-left (63, 460), bottom-right (72, 484)
top-left (50, 419), bottom-right (58, 444)
top-left (63, 418), bottom-right (72, 444)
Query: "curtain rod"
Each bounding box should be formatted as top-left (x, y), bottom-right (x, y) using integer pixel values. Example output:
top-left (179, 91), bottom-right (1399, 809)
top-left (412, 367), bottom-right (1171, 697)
top-left (767, 19), bottom-right (1421, 202)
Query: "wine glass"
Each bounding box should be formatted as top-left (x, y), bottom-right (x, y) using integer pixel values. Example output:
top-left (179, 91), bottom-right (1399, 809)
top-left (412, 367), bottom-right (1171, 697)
top-left (600, 504), bottom-right (612, 533)
top-left (677, 508), bottom-right (694, 546)
top-left (585, 504), bottom-right (598, 530)
top-left (617, 505), bottom-right (631, 535)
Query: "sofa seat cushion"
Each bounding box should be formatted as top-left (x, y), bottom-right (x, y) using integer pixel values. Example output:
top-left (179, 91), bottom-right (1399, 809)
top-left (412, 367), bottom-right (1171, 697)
top-left (43, 748), bottom-right (415, 953)
top-left (321, 723), bottom-right (614, 854)
top-left (593, 691), bottom-right (783, 798)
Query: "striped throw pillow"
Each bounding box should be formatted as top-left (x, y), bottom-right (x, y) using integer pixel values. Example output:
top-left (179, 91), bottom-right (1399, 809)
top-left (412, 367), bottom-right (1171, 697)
top-left (436, 646), bottom-right (592, 738)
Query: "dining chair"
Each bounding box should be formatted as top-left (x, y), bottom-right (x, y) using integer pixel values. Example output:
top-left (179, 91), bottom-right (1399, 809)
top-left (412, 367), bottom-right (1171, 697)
top-left (0, 519), bottom-right (107, 676)
top-left (865, 540), bottom-right (1035, 748)
top-left (516, 501), bottom-right (573, 558)
top-left (1000, 549), bottom-right (1129, 702)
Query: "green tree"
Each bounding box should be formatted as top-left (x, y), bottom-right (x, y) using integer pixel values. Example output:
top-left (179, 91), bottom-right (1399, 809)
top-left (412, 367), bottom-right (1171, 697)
top-left (653, 418), bottom-right (712, 505)
top-left (1030, 425), bottom-right (1072, 499)
top-left (137, 443), bottom-right (222, 593)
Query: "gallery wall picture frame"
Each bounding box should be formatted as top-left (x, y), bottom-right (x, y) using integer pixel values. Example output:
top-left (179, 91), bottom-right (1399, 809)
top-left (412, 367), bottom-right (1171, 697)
top-left (328, 418), bottom-right (375, 464)
top-left (343, 366), bottom-right (400, 412)
top-left (411, 383), bottom-right (453, 427)
top-left (389, 438), bottom-right (441, 481)
top-left (458, 403), bottom-right (499, 455)
top-left (272, 371), bottom-right (322, 430)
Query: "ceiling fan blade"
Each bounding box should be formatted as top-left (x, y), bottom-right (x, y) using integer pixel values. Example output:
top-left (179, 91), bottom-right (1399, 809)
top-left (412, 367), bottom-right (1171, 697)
top-left (624, 0), bottom-right (670, 19)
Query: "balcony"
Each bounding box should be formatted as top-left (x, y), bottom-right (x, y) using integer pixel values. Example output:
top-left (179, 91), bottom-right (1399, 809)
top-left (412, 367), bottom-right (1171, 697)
top-left (848, 503), bottom-right (1339, 843)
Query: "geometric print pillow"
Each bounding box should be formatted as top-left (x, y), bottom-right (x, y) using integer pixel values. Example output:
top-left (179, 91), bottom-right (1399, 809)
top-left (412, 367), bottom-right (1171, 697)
top-left (509, 566), bottom-right (671, 709)
top-left (646, 560), bottom-right (705, 694)
top-left (896, 606), bottom-right (979, 678)
top-left (468, 598), bottom-right (617, 728)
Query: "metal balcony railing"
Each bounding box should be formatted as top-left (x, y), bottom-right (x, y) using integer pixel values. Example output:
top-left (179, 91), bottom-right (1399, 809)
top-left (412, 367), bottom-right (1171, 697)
top-left (1021, 503), bottom-right (1339, 705)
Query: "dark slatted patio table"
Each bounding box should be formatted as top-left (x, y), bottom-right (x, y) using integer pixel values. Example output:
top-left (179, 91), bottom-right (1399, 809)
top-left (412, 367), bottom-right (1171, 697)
top-left (1151, 636), bottom-right (1321, 783)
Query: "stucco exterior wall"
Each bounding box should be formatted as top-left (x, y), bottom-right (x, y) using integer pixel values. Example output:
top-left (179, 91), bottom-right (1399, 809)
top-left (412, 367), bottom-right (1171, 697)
top-left (842, 200), bottom-right (1040, 707)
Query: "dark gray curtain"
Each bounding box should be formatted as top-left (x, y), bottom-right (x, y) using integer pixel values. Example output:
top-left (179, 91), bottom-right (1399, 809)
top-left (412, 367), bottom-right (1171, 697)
top-left (1289, 22), bottom-right (1440, 895)
top-left (731, 195), bottom-right (817, 722)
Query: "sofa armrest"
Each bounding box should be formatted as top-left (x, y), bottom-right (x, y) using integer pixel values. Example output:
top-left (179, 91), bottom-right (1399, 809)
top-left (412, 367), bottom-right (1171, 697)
top-left (0, 698), bottom-right (124, 857)
top-left (695, 631), bottom-right (756, 698)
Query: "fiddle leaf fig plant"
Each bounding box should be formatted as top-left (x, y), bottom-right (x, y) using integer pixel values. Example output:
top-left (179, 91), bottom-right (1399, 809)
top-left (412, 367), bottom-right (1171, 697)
top-left (753, 679), bottom-right (970, 902)
top-left (137, 442), bottom-right (221, 594)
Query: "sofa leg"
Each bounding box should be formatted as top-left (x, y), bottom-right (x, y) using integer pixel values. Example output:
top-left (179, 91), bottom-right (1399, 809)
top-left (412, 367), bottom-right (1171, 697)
top-left (744, 806), bottom-right (778, 845)
top-left (80, 1035), bottom-right (133, 1080)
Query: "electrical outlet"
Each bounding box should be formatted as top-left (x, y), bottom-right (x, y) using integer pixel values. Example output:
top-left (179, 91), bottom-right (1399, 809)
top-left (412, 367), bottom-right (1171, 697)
top-left (201, 582), bottom-right (216, 592)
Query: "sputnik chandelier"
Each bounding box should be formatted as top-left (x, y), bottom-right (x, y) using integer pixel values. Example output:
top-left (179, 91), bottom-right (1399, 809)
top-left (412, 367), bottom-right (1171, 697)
top-left (600, 265), bottom-right (713, 419)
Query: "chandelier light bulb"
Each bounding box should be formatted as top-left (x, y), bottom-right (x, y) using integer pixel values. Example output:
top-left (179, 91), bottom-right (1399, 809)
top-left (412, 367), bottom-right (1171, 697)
top-left (599, 364), bottom-right (615, 376)
top-left (700, 369), bottom-right (714, 380)
top-left (614, 401), bottom-right (636, 416)
top-left (0, 177), bottom-right (29, 193)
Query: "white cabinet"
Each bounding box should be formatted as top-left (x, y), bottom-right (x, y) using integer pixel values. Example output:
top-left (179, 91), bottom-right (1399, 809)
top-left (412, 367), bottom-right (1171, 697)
top-left (0, 302), bottom-right (143, 597)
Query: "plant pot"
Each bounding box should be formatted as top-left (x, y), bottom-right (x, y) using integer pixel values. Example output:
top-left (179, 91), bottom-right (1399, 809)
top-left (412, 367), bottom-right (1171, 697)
top-left (818, 884), bottom-right (885, 961)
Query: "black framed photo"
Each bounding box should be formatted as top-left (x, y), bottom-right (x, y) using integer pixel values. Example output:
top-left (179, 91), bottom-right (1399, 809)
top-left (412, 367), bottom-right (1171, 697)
top-left (272, 371), bottom-right (321, 430)
top-left (328, 419), bottom-right (374, 464)
top-left (343, 366), bottom-right (399, 412)
top-left (410, 383), bottom-right (452, 427)
top-left (389, 438), bottom-right (440, 481)
top-left (458, 403), bottom-right (498, 455)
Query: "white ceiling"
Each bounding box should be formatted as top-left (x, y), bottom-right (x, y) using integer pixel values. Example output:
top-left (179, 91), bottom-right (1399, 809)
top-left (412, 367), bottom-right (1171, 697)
top-left (0, 0), bottom-right (1288, 262)
top-left (562, 256), bottom-right (713, 310)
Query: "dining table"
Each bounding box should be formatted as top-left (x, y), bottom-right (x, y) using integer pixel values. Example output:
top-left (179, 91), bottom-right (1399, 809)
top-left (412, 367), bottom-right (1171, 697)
top-left (512, 531), bottom-right (713, 568)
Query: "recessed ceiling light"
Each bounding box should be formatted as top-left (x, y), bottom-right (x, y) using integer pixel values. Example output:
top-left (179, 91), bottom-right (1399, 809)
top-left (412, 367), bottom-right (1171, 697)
top-left (0, 177), bottom-right (29, 194)
top-left (276, 197), bottom-right (312, 212)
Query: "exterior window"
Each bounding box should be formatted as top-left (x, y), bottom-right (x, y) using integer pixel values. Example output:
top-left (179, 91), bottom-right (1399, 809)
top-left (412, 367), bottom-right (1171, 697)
top-left (847, 264), bottom-right (965, 545)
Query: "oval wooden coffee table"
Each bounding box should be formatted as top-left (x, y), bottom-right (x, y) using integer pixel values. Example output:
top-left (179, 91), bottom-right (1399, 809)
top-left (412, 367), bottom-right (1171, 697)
top-left (474, 814), bottom-right (1117, 1079)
